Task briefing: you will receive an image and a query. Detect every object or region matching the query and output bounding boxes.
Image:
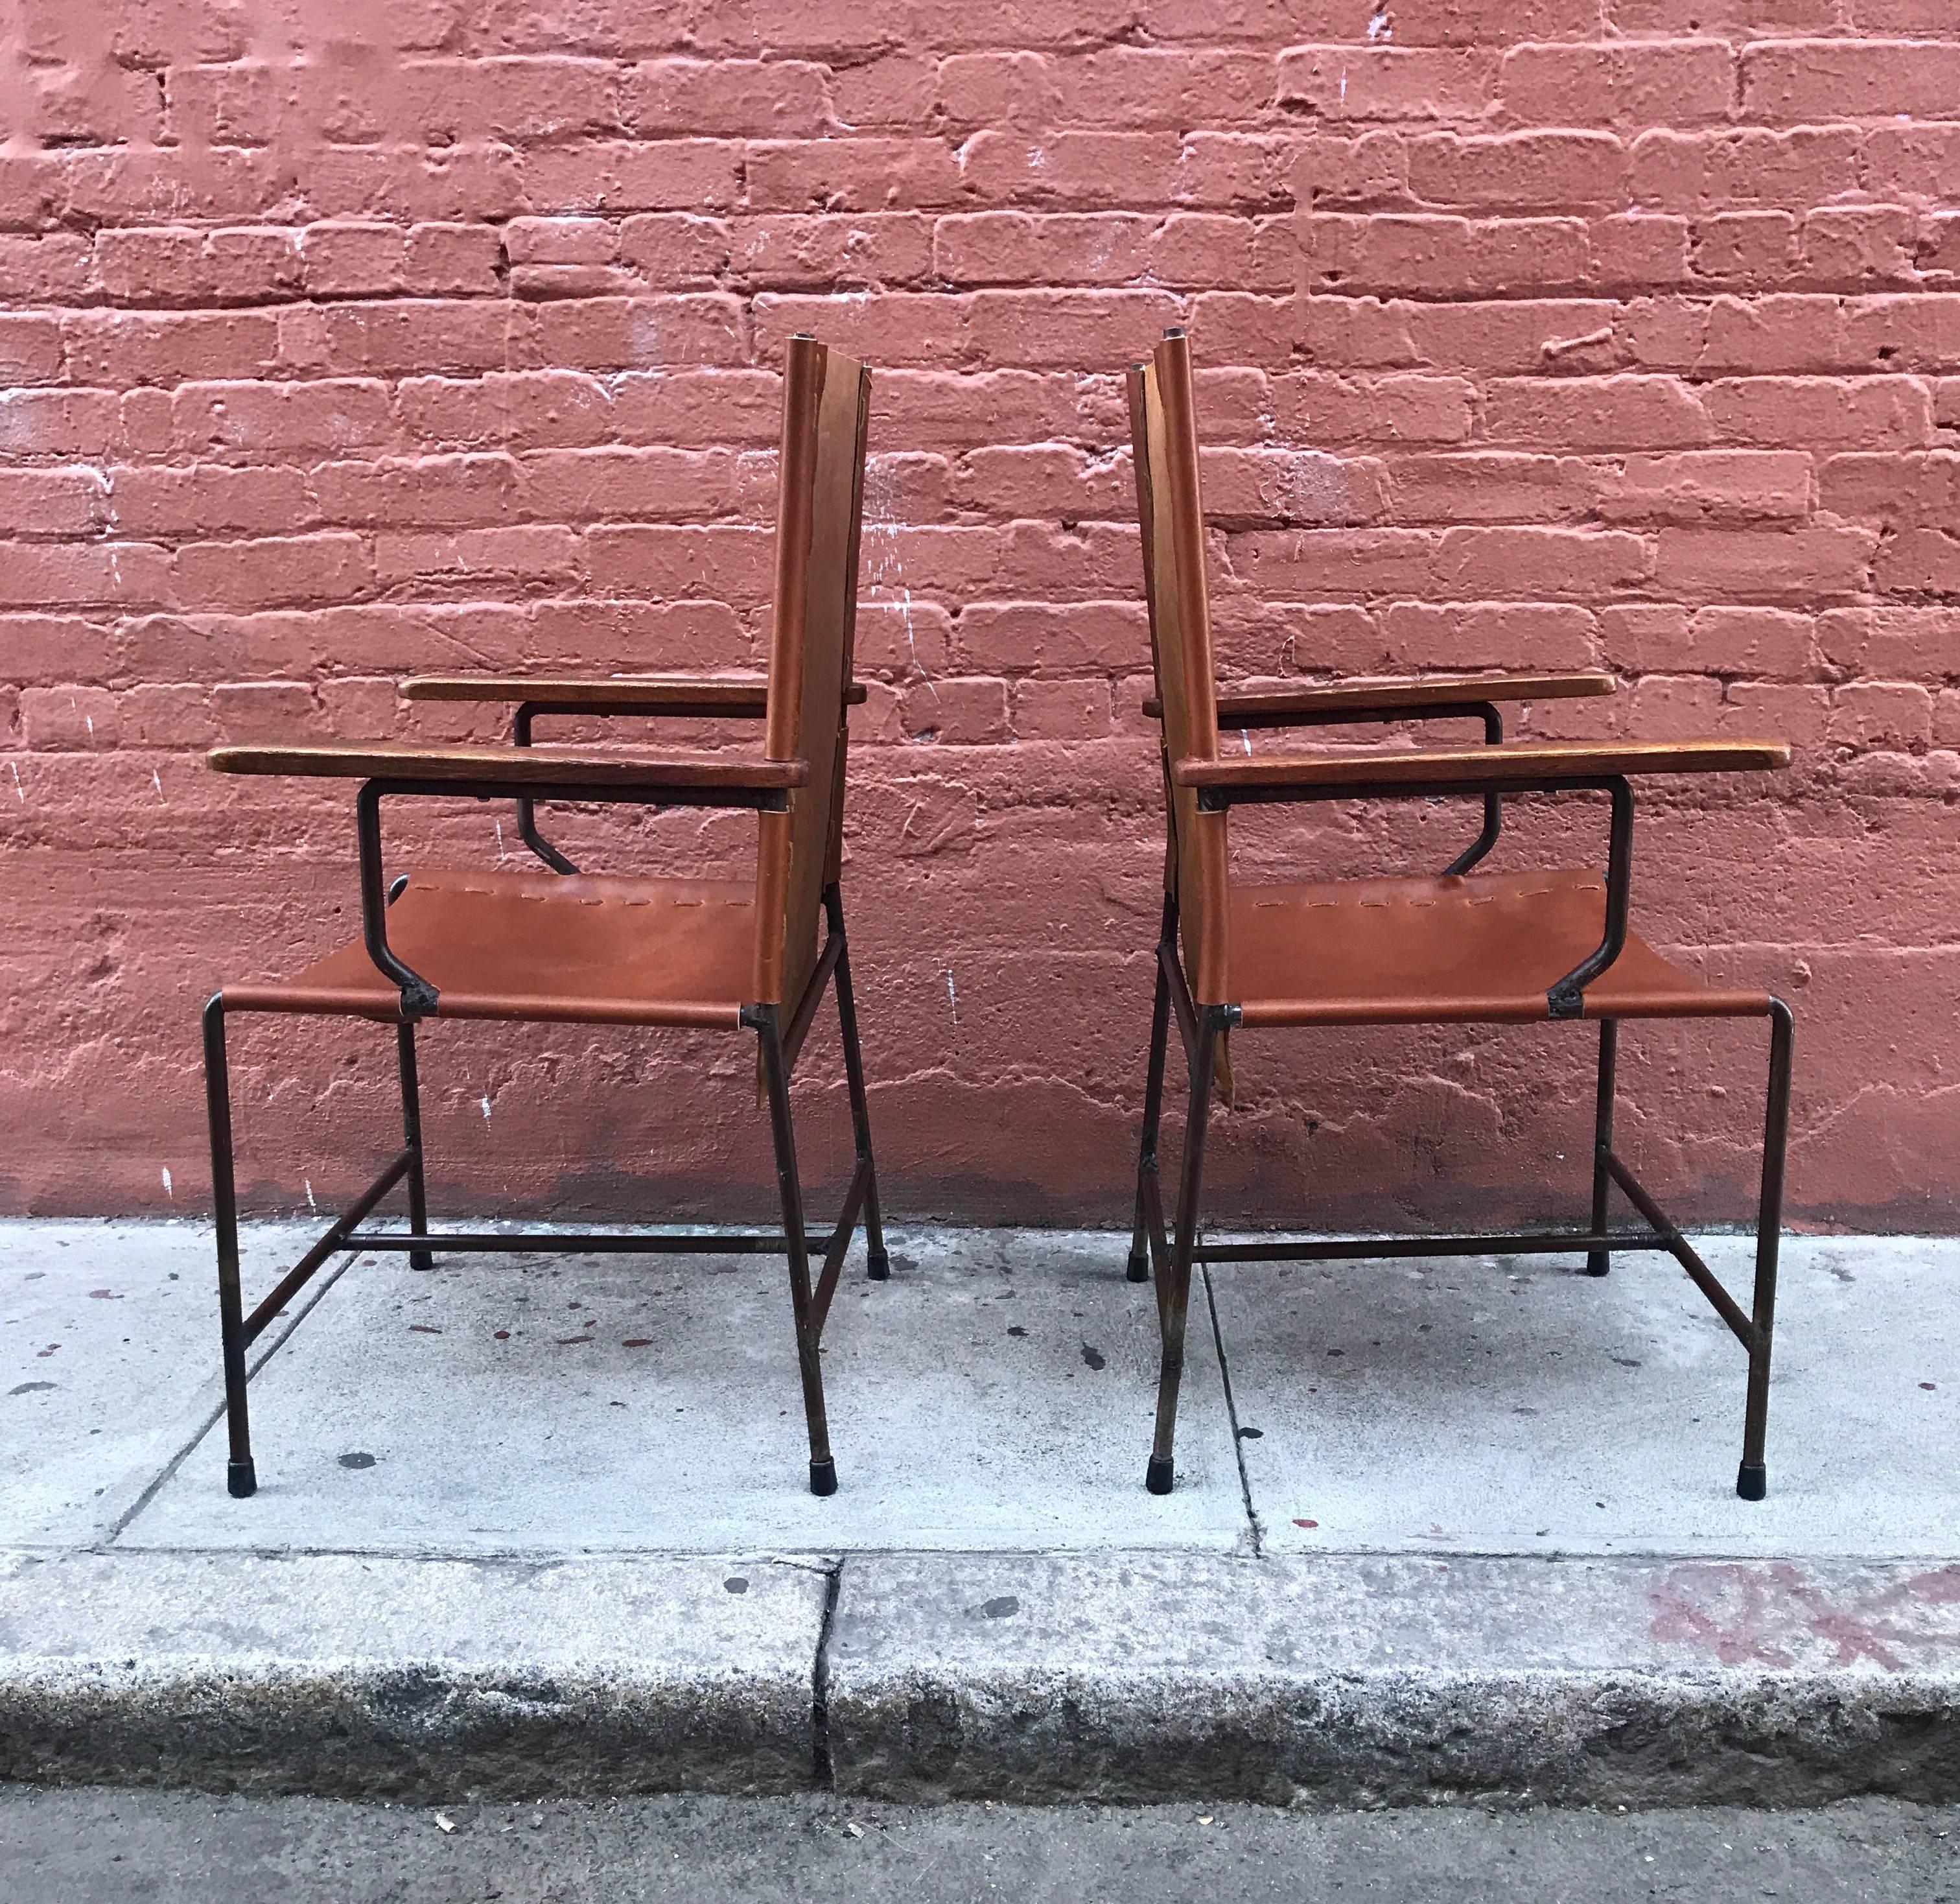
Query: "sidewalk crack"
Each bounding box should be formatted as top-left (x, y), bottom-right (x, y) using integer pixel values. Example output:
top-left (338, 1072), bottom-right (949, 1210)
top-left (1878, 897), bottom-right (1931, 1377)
top-left (102, 1251), bottom-right (360, 1547)
top-left (811, 1555), bottom-right (843, 1791)
top-left (1203, 1263), bottom-right (1265, 1557)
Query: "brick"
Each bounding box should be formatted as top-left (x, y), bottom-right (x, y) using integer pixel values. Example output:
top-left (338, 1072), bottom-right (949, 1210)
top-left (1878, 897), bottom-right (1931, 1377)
top-left (1828, 681), bottom-right (1933, 751)
top-left (0, 466), bottom-right (109, 536)
top-left (955, 131), bottom-right (1183, 209)
top-left (1599, 604), bottom-right (1814, 677)
top-left (1011, 677), bottom-right (1112, 739)
top-left (745, 136), bottom-right (964, 212)
top-left (1380, 601), bottom-right (1601, 671)
top-left (1701, 377), bottom-right (1933, 449)
top-left (120, 683), bottom-right (215, 747)
top-left (1742, 39), bottom-right (1960, 121)
top-left (726, 213), bottom-right (933, 290)
top-left (1654, 526), bottom-right (1876, 602)
top-left (373, 524), bottom-right (583, 587)
top-left (1690, 213), bottom-right (1798, 285)
top-left (616, 214), bottom-right (733, 286)
top-left (935, 213), bottom-right (1149, 288)
top-left (901, 677), bottom-right (1009, 744)
top-left (1598, 451), bottom-right (1813, 524)
top-left (20, 686), bottom-right (119, 751)
top-left (1406, 132), bottom-right (1628, 209)
top-left (1485, 375), bottom-right (1712, 449)
top-left (528, 294), bottom-right (746, 370)
top-left (1819, 451), bottom-right (1960, 526)
top-left (114, 458), bottom-right (315, 545)
top-left (165, 62), bottom-right (281, 147)
top-left (959, 602), bottom-right (1147, 673)
top-left (1431, 526), bottom-right (1653, 596)
top-left (301, 224), bottom-right (408, 298)
top-left (406, 224), bottom-right (504, 296)
top-left (1628, 128), bottom-right (1861, 212)
top-left (1275, 47), bottom-right (1498, 122)
top-left (1498, 40), bottom-right (1735, 126)
top-left (1875, 529), bottom-right (1960, 596)
top-left (0, 615), bottom-right (115, 685)
top-left (1303, 213), bottom-right (1591, 296)
top-left (622, 58), bottom-right (832, 136)
top-left (169, 380), bottom-right (395, 457)
top-left (1589, 215), bottom-right (1690, 290)
top-left (211, 680), bottom-right (314, 743)
top-left (0, 234), bottom-right (92, 302)
top-left (1384, 452), bottom-right (1594, 523)
top-left (62, 311), bottom-right (281, 387)
top-left (1802, 207), bottom-right (1917, 289)
top-left (173, 534), bottom-right (374, 611)
top-left (520, 139), bottom-right (744, 214)
top-left (0, 314), bottom-right (62, 383)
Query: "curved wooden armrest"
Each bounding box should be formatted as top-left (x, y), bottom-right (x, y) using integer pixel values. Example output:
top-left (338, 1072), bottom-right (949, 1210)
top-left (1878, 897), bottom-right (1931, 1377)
top-left (209, 740), bottom-right (809, 792)
top-left (1143, 672), bottom-right (1616, 725)
top-left (1171, 736), bottom-right (1790, 797)
top-left (399, 674), bottom-right (869, 711)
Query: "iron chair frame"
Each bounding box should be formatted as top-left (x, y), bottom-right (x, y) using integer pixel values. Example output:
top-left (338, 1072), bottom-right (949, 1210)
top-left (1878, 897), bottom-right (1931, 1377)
top-left (202, 336), bottom-right (886, 1503)
top-left (1123, 327), bottom-right (1795, 1505)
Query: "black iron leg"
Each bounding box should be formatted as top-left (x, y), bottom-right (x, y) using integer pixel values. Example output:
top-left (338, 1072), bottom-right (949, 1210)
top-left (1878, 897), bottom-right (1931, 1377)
top-left (1586, 1018), bottom-right (1618, 1277)
top-left (826, 886), bottom-right (889, 1282)
top-left (203, 995), bottom-right (257, 1499)
top-left (1149, 1005), bottom-right (1221, 1495)
top-left (1128, 901), bottom-right (1175, 1283)
top-left (756, 1004), bottom-right (837, 1496)
top-left (1738, 999), bottom-right (1794, 1501)
top-left (396, 1020), bottom-right (434, 1273)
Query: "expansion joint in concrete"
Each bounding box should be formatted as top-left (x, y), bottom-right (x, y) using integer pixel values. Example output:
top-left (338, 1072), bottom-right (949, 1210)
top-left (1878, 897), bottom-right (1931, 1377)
top-left (811, 1557), bottom-right (845, 1791)
top-left (1202, 1265), bottom-right (1263, 1556)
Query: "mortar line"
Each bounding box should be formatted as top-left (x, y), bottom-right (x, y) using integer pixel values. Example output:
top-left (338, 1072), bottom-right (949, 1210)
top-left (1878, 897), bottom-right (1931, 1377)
top-left (810, 1555), bottom-right (845, 1791)
top-left (1202, 1262), bottom-right (1264, 1558)
top-left (102, 1250), bottom-right (361, 1547)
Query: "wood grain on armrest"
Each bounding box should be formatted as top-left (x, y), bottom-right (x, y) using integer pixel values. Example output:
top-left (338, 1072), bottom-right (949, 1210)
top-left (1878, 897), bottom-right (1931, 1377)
top-left (1171, 736), bottom-right (1790, 793)
top-left (399, 674), bottom-right (869, 710)
top-left (1143, 672), bottom-right (1617, 723)
top-left (209, 740), bottom-right (809, 790)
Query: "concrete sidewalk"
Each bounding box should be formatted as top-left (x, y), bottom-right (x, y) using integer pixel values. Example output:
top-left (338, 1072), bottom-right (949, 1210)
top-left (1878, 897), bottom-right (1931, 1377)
top-left (4, 1221), bottom-right (1959, 1804)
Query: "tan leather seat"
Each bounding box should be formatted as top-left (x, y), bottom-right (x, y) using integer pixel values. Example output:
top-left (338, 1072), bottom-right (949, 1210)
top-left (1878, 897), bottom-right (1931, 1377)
top-left (226, 871), bottom-right (759, 1028)
top-left (1230, 869), bottom-right (1771, 1027)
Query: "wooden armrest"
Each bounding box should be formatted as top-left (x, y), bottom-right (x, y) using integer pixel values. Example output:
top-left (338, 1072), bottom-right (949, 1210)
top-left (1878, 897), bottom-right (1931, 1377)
top-left (209, 739), bottom-right (809, 792)
top-left (399, 674), bottom-right (869, 711)
top-left (1171, 736), bottom-right (1790, 795)
top-left (1143, 672), bottom-right (1616, 724)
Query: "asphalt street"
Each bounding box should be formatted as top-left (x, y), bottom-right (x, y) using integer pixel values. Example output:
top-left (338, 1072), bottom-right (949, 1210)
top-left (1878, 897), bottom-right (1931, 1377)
top-left (1, 1788), bottom-right (1955, 1903)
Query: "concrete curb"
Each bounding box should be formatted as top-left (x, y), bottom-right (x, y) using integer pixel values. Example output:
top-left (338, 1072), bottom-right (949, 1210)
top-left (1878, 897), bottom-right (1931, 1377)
top-left (0, 1549), bottom-right (830, 1799)
top-left (829, 1553), bottom-right (1960, 1806)
top-left (7, 1547), bottom-right (1960, 1805)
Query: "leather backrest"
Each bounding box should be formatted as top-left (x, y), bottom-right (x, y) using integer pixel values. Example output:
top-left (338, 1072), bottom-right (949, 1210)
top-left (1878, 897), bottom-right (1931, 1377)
top-left (1127, 331), bottom-right (1230, 1005)
top-left (756, 335), bottom-right (871, 1007)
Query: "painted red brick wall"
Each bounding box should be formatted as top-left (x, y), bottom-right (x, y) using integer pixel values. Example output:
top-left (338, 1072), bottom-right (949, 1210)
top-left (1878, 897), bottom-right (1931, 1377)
top-left (1, 2), bottom-right (1955, 1231)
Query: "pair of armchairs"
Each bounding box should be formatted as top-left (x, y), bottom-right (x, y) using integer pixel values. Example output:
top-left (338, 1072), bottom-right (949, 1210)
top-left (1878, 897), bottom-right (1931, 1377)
top-left (202, 331), bottom-right (1794, 1507)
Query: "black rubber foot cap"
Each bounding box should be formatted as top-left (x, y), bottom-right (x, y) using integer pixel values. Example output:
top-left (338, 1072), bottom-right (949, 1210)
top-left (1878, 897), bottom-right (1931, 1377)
top-left (1584, 1251), bottom-right (1610, 1278)
top-left (1736, 1461), bottom-right (1767, 1501)
top-left (809, 1457), bottom-right (838, 1498)
top-left (867, 1248), bottom-right (891, 1282)
top-left (410, 1251), bottom-right (435, 1273)
top-left (1126, 1249), bottom-right (1150, 1284)
top-left (227, 1459), bottom-right (257, 1499)
top-left (1146, 1454), bottom-right (1175, 1496)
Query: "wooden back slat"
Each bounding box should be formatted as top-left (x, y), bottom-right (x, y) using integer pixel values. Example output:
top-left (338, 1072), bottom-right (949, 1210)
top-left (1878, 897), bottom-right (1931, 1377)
top-left (754, 335), bottom-right (872, 1007)
top-left (1128, 331), bottom-right (1231, 1006)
